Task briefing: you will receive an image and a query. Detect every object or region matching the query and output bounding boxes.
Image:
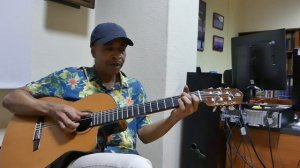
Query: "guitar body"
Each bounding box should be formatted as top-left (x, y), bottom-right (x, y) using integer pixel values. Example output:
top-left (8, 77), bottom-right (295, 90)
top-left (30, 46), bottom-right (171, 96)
top-left (0, 93), bottom-right (127, 168)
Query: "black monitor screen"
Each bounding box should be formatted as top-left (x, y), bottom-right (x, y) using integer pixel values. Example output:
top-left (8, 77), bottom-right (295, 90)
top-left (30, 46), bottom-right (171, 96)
top-left (232, 29), bottom-right (287, 92)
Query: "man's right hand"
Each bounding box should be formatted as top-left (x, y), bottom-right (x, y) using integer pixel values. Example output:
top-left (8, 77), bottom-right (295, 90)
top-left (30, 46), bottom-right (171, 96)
top-left (46, 102), bottom-right (89, 133)
top-left (2, 88), bottom-right (89, 133)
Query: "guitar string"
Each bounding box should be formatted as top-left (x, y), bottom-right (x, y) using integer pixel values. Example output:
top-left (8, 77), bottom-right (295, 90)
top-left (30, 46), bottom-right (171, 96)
top-left (38, 91), bottom-right (237, 129)
top-left (39, 91), bottom-right (237, 128)
top-left (40, 96), bottom-right (182, 128)
top-left (40, 93), bottom-right (237, 129)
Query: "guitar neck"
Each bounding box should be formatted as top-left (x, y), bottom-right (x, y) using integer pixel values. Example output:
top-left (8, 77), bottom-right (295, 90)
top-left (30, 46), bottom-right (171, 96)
top-left (88, 89), bottom-right (240, 127)
top-left (89, 94), bottom-right (184, 127)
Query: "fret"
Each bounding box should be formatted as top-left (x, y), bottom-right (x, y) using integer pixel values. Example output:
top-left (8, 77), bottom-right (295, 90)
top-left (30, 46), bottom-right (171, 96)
top-left (121, 108), bottom-right (124, 119)
top-left (126, 106), bottom-right (129, 118)
top-left (164, 98), bottom-right (171, 109)
top-left (197, 92), bottom-right (201, 100)
top-left (95, 113), bottom-right (98, 125)
top-left (108, 111), bottom-right (111, 122)
top-left (112, 110), bottom-right (114, 121)
top-left (114, 109), bottom-right (118, 122)
top-left (137, 104), bottom-right (140, 115)
top-left (144, 102), bottom-right (151, 114)
top-left (109, 109), bottom-right (116, 122)
top-left (110, 111), bottom-right (113, 122)
top-left (157, 99), bottom-right (166, 111)
top-left (156, 100), bottom-right (159, 111)
top-left (171, 97), bottom-right (174, 107)
top-left (163, 99), bottom-right (166, 109)
top-left (111, 111), bottom-right (114, 122)
top-left (100, 112), bottom-right (103, 124)
top-left (90, 113), bottom-right (94, 126)
top-left (150, 101), bottom-right (157, 112)
top-left (93, 113), bottom-right (96, 126)
top-left (117, 108), bottom-right (119, 120)
top-left (149, 101), bottom-right (152, 112)
top-left (108, 111), bottom-right (110, 123)
top-left (106, 112), bottom-right (109, 123)
top-left (127, 106), bottom-right (132, 118)
top-left (143, 102), bottom-right (146, 114)
top-left (131, 105), bottom-right (134, 117)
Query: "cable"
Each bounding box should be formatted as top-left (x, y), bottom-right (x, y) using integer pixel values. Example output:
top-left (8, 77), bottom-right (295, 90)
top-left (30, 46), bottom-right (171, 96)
top-left (225, 119), bottom-right (254, 168)
top-left (238, 120), bottom-right (254, 167)
top-left (239, 108), bottom-right (267, 168)
top-left (224, 119), bottom-right (233, 168)
top-left (265, 113), bottom-right (275, 168)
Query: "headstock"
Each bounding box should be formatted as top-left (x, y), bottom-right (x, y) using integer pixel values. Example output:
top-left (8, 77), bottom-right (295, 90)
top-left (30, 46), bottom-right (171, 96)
top-left (193, 88), bottom-right (243, 108)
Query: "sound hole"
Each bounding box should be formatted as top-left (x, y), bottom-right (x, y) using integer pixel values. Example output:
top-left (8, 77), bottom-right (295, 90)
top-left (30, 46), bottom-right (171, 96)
top-left (76, 115), bottom-right (92, 132)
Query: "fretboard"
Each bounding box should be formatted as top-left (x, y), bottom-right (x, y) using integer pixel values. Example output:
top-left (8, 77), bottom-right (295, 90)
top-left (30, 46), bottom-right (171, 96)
top-left (88, 91), bottom-right (206, 127)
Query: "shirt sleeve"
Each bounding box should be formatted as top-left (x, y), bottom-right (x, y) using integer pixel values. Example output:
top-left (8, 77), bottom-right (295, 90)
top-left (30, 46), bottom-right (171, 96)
top-left (136, 115), bottom-right (152, 130)
top-left (26, 69), bottom-right (66, 98)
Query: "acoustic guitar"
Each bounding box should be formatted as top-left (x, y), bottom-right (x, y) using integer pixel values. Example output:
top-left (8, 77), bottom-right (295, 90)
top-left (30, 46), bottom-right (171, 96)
top-left (0, 88), bottom-right (243, 168)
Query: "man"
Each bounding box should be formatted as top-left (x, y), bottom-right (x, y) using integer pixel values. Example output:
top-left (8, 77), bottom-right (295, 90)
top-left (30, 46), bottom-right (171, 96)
top-left (2, 23), bottom-right (200, 168)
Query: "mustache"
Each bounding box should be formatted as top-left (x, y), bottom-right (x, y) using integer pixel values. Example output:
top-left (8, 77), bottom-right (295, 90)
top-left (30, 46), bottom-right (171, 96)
top-left (109, 61), bottom-right (123, 66)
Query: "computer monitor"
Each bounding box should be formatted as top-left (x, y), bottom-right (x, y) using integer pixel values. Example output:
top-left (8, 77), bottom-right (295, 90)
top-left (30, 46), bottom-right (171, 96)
top-left (231, 29), bottom-right (287, 93)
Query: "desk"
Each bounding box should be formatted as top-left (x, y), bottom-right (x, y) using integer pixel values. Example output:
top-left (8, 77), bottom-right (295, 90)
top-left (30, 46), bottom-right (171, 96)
top-left (226, 123), bottom-right (300, 168)
top-left (224, 98), bottom-right (300, 167)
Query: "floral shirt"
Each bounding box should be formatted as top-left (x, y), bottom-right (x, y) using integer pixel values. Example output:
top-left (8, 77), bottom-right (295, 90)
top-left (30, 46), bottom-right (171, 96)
top-left (26, 67), bottom-right (151, 154)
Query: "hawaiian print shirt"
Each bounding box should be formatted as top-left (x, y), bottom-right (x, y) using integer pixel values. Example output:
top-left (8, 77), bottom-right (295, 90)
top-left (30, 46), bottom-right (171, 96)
top-left (26, 67), bottom-right (152, 154)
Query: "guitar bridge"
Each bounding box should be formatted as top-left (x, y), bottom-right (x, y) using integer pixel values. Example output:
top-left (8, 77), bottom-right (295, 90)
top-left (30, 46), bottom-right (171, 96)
top-left (33, 117), bottom-right (44, 151)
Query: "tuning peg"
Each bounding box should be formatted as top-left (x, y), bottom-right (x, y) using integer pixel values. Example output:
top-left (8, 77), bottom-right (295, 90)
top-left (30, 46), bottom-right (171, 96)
top-left (213, 106), bottom-right (217, 112)
top-left (220, 106), bottom-right (226, 112)
top-left (228, 105), bottom-right (235, 111)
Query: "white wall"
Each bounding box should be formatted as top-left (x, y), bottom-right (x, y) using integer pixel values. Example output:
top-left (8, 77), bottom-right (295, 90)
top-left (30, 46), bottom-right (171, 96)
top-left (95, 1), bottom-right (198, 167)
top-left (0, 0), bottom-right (95, 130)
top-left (0, 0), bottom-right (33, 88)
top-left (163, 0), bottom-right (198, 167)
top-left (0, 0), bottom-right (95, 85)
top-left (196, 0), bottom-right (245, 74)
top-left (31, 0), bottom-right (95, 80)
top-left (197, 0), bottom-right (230, 74)
top-left (94, 1), bottom-right (168, 167)
top-left (242, 0), bottom-right (300, 32)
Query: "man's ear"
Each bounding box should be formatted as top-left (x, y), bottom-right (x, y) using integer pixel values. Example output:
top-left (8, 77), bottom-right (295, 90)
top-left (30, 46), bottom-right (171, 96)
top-left (91, 47), bottom-right (95, 58)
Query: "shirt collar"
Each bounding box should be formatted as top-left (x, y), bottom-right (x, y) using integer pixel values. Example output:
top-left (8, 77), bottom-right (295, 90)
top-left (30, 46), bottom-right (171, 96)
top-left (85, 66), bottom-right (129, 88)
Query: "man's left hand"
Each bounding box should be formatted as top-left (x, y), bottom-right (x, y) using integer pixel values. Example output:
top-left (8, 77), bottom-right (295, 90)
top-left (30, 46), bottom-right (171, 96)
top-left (171, 85), bottom-right (200, 121)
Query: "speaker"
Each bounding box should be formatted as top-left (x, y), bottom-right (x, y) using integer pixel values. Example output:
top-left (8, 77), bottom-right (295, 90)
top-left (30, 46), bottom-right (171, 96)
top-left (293, 48), bottom-right (300, 111)
top-left (223, 69), bottom-right (232, 87)
top-left (180, 72), bottom-right (225, 168)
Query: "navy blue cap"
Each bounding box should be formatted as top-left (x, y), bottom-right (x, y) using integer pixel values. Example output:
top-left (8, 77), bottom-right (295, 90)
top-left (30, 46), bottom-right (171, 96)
top-left (90, 23), bottom-right (133, 47)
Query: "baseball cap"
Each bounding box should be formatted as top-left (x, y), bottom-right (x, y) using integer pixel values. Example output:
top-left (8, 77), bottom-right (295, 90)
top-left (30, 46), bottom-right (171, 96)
top-left (90, 22), bottom-right (134, 47)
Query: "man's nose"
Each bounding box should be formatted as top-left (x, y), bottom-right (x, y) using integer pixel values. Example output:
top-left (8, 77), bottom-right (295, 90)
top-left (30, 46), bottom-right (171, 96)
top-left (111, 51), bottom-right (124, 58)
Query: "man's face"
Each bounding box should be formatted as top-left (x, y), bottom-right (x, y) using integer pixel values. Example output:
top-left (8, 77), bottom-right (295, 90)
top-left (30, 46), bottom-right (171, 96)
top-left (92, 39), bottom-right (127, 76)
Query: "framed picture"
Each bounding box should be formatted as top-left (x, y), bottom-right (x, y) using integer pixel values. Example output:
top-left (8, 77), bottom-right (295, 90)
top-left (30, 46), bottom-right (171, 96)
top-left (213, 12), bottom-right (224, 30)
top-left (212, 35), bottom-right (224, 52)
top-left (197, 0), bottom-right (206, 51)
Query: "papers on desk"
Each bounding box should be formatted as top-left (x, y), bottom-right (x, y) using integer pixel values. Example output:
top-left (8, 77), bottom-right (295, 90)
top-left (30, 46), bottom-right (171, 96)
top-left (291, 121), bottom-right (300, 130)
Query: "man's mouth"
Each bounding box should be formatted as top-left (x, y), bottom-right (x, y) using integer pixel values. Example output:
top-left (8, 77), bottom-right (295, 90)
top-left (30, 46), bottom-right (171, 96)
top-left (111, 62), bottom-right (122, 67)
